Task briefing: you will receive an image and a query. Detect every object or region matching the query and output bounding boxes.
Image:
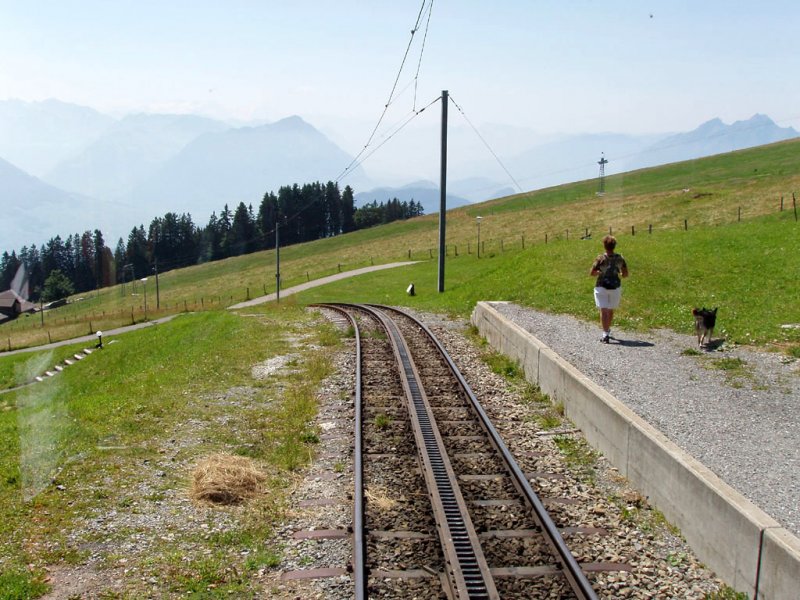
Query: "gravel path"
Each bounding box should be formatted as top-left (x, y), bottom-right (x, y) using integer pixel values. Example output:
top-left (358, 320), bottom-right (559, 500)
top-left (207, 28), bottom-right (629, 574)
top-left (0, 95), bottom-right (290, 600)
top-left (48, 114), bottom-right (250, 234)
top-left (490, 301), bottom-right (800, 538)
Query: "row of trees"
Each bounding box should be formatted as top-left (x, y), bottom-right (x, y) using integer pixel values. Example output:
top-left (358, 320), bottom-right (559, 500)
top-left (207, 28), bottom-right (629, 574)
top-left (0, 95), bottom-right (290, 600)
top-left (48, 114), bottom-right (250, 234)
top-left (1, 182), bottom-right (424, 303)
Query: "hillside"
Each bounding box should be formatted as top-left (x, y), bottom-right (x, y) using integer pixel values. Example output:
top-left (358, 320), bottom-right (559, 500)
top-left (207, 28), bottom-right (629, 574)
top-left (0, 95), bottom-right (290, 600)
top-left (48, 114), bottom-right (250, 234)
top-left (122, 116), bottom-right (370, 222)
top-left (0, 156), bottom-right (133, 252)
top-left (0, 99), bottom-right (114, 176)
top-left (2, 136), bottom-right (799, 354)
top-left (43, 113), bottom-right (229, 199)
top-left (626, 114), bottom-right (799, 171)
top-left (355, 180), bottom-right (471, 214)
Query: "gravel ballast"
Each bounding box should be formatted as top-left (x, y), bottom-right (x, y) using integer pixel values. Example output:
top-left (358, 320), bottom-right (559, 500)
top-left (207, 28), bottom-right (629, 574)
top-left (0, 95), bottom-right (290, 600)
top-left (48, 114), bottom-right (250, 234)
top-left (490, 301), bottom-right (800, 538)
top-left (270, 307), bottom-right (730, 599)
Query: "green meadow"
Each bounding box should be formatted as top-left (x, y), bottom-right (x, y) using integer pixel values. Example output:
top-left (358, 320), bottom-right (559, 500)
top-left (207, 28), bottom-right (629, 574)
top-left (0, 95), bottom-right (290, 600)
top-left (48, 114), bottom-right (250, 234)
top-left (297, 213), bottom-right (800, 349)
top-left (3, 137), bottom-right (800, 352)
top-left (1, 306), bottom-right (338, 597)
top-left (1, 139), bottom-right (799, 596)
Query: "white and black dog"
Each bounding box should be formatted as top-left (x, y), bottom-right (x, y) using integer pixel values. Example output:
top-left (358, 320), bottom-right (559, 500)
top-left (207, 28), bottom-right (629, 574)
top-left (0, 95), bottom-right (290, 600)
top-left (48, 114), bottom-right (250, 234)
top-left (692, 307), bottom-right (718, 348)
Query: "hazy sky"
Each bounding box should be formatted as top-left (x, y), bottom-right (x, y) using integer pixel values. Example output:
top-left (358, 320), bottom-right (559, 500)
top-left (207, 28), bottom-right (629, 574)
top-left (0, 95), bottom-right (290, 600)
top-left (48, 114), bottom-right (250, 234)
top-left (3, 0), bottom-right (800, 137)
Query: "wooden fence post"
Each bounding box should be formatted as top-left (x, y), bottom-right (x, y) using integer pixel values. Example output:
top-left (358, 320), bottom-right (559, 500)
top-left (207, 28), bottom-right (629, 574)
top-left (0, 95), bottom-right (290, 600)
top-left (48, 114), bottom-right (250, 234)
top-left (521, 235), bottom-right (525, 249)
top-left (631, 225), bottom-right (635, 236)
top-left (649, 224), bottom-right (652, 234)
top-left (794, 193), bottom-right (798, 221)
top-left (684, 219), bottom-right (688, 231)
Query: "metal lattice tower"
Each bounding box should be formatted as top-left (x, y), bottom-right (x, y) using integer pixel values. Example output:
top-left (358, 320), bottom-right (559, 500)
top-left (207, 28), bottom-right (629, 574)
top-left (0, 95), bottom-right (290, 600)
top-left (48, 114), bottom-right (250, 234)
top-left (597, 153), bottom-right (608, 195)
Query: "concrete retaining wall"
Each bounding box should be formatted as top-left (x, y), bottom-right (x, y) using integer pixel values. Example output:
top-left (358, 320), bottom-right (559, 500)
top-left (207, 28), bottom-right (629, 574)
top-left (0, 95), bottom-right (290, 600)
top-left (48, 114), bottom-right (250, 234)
top-left (471, 301), bottom-right (800, 600)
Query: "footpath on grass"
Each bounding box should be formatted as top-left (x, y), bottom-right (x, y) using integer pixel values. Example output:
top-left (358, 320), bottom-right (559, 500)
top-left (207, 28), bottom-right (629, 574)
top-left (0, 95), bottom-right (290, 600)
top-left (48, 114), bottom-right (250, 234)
top-left (228, 261), bottom-right (417, 310)
top-left (1, 262), bottom-right (418, 358)
top-left (0, 315), bottom-right (180, 357)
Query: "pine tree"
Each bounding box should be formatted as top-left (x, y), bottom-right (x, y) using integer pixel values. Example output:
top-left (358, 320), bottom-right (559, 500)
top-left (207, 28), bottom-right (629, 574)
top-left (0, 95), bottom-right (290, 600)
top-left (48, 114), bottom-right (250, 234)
top-left (258, 192), bottom-right (279, 249)
top-left (341, 186), bottom-right (356, 233)
top-left (126, 226), bottom-right (149, 280)
top-left (114, 238), bottom-right (126, 283)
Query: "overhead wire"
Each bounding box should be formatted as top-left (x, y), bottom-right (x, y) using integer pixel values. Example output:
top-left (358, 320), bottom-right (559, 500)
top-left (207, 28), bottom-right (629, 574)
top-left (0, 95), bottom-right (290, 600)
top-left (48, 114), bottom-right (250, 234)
top-left (336, 95), bottom-right (441, 184)
top-left (335, 0), bottom-right (433, 183)
top-left (449, 94), bottom-right (524, 194)
top-left (413, 0), bottom-right (434, 111)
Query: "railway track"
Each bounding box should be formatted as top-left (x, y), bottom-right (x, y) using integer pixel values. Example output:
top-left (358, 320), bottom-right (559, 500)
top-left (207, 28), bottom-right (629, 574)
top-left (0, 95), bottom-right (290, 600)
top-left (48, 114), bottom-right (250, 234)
top-left (314, 303), bottom-right (626, 599)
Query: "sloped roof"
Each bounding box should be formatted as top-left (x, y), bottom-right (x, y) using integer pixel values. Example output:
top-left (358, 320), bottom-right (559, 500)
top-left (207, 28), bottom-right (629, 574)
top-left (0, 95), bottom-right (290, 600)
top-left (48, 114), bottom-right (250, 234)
top-left (0, 288), bottom-right (37, 313)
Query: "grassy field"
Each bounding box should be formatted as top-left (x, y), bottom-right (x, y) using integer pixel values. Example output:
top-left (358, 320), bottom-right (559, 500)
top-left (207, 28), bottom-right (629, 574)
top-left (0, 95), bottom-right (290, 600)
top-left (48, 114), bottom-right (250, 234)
top-left (293, 212), bottom-right (800, 350)
top-left (1, 140), bottom-right (799, 596)
top-left (2, 137), bottom-right (800, 351)
top-left (0, 304), bottom-right (343, 597)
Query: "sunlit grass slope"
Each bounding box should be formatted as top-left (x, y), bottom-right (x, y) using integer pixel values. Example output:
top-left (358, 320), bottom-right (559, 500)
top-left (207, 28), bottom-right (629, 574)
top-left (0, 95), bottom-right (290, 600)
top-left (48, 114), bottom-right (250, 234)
top-left (296, 212), bottom-right (800, 349)
top-left (0, 305), bottom-right (336, 596)
top-left (2, 137), bottom-right (800, 350)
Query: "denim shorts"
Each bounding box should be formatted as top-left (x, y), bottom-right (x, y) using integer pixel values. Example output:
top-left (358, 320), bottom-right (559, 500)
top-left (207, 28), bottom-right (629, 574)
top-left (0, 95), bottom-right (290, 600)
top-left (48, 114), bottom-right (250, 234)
top-left (594, 286), bottom-right (622, 309)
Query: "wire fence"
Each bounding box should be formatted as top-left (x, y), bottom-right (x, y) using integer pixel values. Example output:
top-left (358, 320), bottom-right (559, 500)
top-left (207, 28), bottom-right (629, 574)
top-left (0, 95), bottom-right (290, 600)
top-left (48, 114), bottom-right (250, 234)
top-left (2, 194), bottom-right (797, 352)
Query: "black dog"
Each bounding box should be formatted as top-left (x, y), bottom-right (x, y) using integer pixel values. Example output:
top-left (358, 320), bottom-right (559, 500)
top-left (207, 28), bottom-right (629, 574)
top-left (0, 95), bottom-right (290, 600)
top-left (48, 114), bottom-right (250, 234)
top-left (692, 307), bottom-right (718, 348)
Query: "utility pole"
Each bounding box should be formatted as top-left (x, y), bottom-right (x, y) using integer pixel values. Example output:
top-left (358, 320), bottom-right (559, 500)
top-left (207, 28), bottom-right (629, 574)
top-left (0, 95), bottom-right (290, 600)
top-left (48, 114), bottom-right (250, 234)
top-left (437, 90), bottom-right (449, 293)
top-left (275, 219), bottom-right (281, 303)
top-left (154, 258), bottom-right (160, 309)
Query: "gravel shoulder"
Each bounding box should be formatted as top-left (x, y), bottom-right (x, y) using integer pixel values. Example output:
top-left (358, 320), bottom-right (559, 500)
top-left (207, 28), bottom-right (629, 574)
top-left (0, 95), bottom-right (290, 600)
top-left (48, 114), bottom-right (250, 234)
top-left (490, 301), bottom-right (800, 538)
top-left (270, 307), bottom-right (729, 599)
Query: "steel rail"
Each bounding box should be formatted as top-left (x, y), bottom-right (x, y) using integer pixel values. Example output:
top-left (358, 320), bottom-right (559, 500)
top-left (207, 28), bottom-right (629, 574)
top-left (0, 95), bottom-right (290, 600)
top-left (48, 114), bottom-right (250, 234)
top-left (358, 303), bottom-right (499, 600)
top-left (373, 304), bottom-right (599, 600)
top-left (311, 304), bottom-right (367, 598)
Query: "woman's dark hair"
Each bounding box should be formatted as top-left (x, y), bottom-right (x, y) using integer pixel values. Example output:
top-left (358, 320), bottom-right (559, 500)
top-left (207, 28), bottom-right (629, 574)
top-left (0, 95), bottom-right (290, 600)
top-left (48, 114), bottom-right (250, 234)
top-left (602, 235), bottom-right (617, 252)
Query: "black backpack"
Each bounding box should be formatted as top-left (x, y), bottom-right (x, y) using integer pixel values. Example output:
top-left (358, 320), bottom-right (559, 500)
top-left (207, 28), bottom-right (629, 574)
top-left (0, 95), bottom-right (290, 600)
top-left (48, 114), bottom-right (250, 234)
top-left (598, 256), bottom-right (621, 289)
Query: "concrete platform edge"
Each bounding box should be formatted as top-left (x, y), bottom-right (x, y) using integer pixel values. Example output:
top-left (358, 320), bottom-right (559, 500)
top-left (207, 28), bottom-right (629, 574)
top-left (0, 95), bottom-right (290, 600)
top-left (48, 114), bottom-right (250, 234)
top-left (471, 301), bottom-right (800, 600)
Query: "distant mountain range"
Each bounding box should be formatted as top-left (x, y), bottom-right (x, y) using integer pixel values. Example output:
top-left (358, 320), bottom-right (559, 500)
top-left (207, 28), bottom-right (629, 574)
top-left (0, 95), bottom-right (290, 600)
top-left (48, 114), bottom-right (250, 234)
top-left (0, 156), bottom-right (133, 250)
top-left (0, 99), bottom-right (114, 176)
top-left (355, 181), bottom-right (470, 215)
top-left (121, 116), bottom-right (370, 220)
top-left (624, 114), bottom-right (799, 171)
top-left (44, 113), bottom-right (229, 200)
top-left (1, 99), bottom-right (798, 254)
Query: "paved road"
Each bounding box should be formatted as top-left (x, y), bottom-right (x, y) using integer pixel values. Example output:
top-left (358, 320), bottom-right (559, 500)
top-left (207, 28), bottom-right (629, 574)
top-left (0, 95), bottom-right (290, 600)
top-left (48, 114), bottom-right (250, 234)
top-left (228, 261), bottom-right (417, 310)
top-left (1, 262), bottom-right (417, 357)
top-left (0, 315), bottom-right (180, 357)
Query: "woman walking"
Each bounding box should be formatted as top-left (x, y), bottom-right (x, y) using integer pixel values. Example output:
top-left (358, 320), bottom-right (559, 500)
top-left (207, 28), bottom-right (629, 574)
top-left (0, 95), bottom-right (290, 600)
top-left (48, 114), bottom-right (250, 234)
top-left (589, 235), bottom-right (629, 343)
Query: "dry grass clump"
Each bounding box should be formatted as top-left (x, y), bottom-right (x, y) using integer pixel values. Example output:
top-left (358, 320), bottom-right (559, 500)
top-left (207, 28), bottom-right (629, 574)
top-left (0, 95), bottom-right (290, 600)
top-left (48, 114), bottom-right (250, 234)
top-left (191, 453), bottom-right (267, 505)
top-left (365, 486), bottom-right (398, 510)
